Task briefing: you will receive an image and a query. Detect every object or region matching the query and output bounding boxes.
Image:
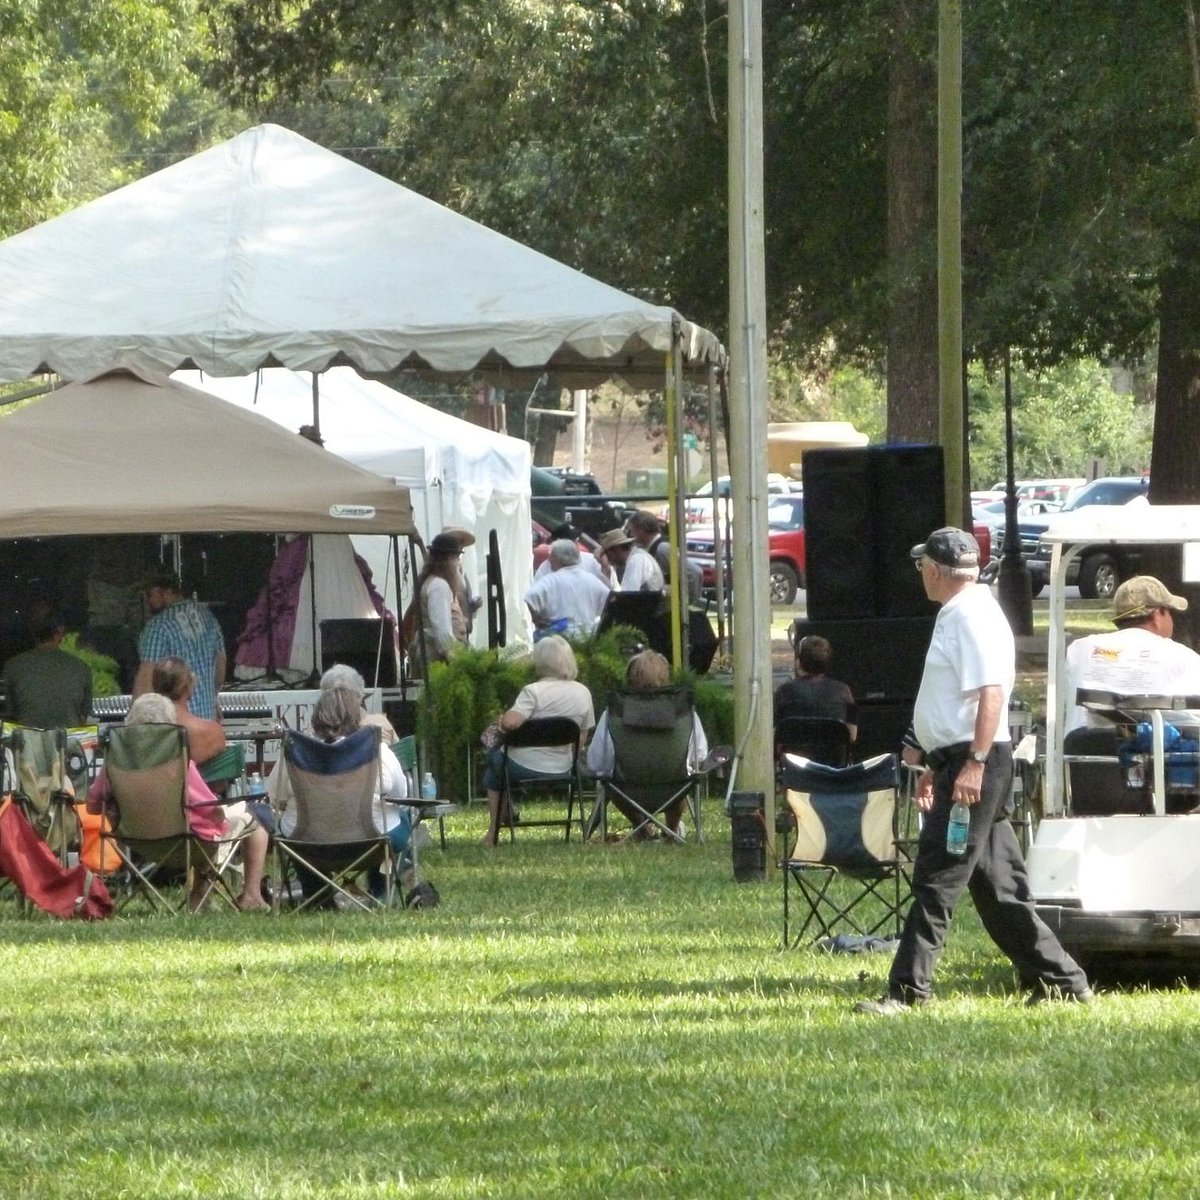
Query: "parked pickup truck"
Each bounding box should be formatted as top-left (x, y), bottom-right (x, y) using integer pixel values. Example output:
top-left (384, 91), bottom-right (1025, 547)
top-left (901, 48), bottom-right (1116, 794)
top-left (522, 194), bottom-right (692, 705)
top-left (1020, 475), bottom-right (1150, 598)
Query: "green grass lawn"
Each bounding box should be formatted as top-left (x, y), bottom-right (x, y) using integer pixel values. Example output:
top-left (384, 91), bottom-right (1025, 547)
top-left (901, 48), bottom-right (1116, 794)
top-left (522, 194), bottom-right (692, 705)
top-left (2, 803), bottom-right (1199, 1198)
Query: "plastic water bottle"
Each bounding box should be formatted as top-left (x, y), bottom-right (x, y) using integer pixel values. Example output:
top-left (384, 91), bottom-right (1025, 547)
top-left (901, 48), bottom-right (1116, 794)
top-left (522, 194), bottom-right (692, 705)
top-left (946, 801), bottom-right (970, 857)
top-left (421, 771), bottom-right (437, 802)
top-left (247, 771), bottom-right (266, 799)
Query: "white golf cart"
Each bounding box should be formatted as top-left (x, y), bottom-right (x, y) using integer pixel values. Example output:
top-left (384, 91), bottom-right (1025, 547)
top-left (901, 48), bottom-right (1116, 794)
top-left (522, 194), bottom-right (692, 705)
top-left (1027, 503), bottom-right (1200, 980)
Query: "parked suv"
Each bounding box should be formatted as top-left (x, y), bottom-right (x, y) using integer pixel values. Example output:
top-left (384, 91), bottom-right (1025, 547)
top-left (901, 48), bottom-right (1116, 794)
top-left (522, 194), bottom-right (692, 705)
top-left (1021, 475), bottom-right (1150, 598)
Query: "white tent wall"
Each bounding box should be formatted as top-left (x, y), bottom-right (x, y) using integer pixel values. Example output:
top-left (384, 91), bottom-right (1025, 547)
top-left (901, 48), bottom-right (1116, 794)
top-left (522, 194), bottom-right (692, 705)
top-left (177, 367), bottom-right (534, 649)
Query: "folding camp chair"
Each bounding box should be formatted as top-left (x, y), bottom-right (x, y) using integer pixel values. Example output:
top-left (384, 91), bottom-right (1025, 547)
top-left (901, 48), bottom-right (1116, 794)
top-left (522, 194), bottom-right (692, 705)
top-left (6, 725), bottom-right (72, 863)
top-left (274, 727), bottom-right (393, 912)
top-left (779, 752), bottom-right (912, 947)
top-left (586, 686), bottom-right (708, 844)
top-left (774, 715), bottom-right (853, 768)
top-left (99, 723), bottom-right (253, 915)
top-left (492, 717), bottom-right (585, 843)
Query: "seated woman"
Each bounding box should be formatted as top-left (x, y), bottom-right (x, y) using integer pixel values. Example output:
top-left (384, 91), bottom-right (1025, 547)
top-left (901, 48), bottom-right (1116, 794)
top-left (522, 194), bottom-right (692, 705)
top-left (86, 693), bottom-right (270, 912)
top-left (587, 649), bottom-right (709, 840)
top-left (481, 635), bottom-right (596, 847)
top-left (152, 657), bottom-right (227, 765)
top-left (267, 685), bottom-right (412, 852)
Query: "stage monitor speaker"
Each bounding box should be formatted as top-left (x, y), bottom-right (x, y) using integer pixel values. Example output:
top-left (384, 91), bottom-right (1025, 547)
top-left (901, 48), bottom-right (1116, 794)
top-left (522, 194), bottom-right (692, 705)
top-left (803, 445), bottom-right (945, 620)
top-left (791, 615), bottom-right (934, 703)
top-left (319, 618), bottom-right (398, 688)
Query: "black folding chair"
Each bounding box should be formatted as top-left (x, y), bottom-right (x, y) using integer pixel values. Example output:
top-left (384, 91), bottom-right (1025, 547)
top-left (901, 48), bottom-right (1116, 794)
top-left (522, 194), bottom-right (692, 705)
top-left (774, 715), bottom-right (853, 768)
top-left (493, 717), bottom-right (584, 843)
top-left (779, 753), bottom-right (912, 946)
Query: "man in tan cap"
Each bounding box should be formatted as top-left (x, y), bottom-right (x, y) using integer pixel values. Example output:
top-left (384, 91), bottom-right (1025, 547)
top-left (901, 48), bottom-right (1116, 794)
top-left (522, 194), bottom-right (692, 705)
top-left (1064, 575), bottom-right (1200, 731)
top-left (598, 527), bottom-right (664, 593)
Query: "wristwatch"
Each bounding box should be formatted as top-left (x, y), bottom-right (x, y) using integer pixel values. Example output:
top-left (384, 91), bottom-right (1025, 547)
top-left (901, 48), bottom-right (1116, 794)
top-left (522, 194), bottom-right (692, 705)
top-left (970, 749), bottom-right (989, 763)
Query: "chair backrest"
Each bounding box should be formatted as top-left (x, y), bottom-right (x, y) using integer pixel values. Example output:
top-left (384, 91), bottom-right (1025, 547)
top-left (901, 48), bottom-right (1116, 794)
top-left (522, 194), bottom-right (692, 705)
top-left (774, 715), bottom-right (852, 767)
top-left (199, 742), bottom-right (246, 787)
top-left (391, 735), bottom-right (419, 796)
top-left (7, 725), bottom-right (68, 818)
top-left (781, 753), bottom-right (900, 868)
top-left (103, 723), bottom-right (191, 841)
top-left (503, 717), bottom-right (583, 782)
top-left (607, 686), bottom-right (695, 788)
top-left (282, 726), bottom-right (381, 843)
top-left (1063, 725), bottom-right (1149, 816)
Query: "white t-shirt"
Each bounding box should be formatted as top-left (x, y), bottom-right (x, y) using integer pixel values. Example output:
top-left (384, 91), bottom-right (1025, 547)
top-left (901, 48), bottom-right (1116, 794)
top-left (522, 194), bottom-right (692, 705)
top-left (619, 545), bottom-right (665, 593)
top-left (1064, 627), bottom-right (1200, 732)
top-left (508, 679), bottom-right (596, 774)
top-left (524, 565), bottom-right (612, 637)
top-left (913, 584), bottom-right (1014, 752)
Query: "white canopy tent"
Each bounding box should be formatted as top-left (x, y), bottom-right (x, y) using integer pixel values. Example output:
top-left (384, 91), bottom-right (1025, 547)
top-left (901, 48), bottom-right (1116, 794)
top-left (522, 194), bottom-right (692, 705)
top-left (177, 366), bottom-right (534, 647)
top-left (0, 121), bottom-right (726, 669)
top-left (0, 123), bottom-right (724, 388)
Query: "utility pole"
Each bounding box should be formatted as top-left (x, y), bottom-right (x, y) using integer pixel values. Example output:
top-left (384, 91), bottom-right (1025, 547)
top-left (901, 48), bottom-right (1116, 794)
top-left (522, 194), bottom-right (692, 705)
top-left (728, 0), bottom-right (774, 826)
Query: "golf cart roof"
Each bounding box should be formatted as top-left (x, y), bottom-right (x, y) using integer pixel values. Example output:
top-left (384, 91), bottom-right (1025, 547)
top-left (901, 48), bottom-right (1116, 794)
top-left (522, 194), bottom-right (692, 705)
top-left (1042, 502), bottom-right (1200, 546)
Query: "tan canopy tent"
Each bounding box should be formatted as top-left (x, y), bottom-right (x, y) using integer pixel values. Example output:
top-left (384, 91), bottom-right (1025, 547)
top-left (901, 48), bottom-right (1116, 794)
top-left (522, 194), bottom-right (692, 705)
top-left (0, 369), bottom-right (415, 538)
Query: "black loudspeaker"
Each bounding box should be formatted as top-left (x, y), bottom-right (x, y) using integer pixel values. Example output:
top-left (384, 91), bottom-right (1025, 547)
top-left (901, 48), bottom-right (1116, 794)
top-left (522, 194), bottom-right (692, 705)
top-left (802, 451), bottom-right (875, 619)
top-left (319, 618), bottom-right (398, 687)
top-left (803, 445), bottom-right (945, 619)
top-left (855, 700), bottom-right (918, 761)
top-left (791, 615), bottom-right (935, 703)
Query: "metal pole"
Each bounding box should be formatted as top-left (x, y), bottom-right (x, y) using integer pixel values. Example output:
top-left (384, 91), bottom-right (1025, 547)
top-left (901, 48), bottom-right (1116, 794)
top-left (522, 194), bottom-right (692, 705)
top-left (729, 0), bottom-right (774, 837)
top-left (938, 0), bottom-right (965, 525)
top-left (707, 367), bottom-right (728, 652)
top-left (672, 330), bottom-right (689, 670)
top-left (996, 348), bottom-right (1034, 634)
top-left (571, 390), bottom-right (587, 473)
top-left (664, 346), bottom-right (684, 670)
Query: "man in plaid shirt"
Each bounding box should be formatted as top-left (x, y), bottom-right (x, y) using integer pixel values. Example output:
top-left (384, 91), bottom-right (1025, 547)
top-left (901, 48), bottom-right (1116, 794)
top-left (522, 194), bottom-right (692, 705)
top-left (133, 567), bottom-right (226, 720)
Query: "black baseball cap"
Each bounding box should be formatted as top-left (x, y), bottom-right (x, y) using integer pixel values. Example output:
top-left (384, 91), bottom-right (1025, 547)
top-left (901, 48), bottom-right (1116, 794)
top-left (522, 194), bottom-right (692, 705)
top-left (911, 527), bottom-right (980, 569)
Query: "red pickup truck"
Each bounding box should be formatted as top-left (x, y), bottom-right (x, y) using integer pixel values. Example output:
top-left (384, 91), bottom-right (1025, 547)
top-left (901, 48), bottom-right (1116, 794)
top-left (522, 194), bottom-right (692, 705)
top-left (685, 495), bottom-right (992, 607)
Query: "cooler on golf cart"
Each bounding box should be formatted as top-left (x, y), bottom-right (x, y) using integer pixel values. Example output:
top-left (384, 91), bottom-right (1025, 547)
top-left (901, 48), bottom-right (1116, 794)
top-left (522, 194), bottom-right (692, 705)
top-left (1027, 504), bottom-right (1200, 979)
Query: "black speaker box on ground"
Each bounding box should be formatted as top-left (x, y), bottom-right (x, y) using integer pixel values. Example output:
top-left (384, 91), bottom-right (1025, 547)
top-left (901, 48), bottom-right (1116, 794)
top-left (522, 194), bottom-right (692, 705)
top-left (791, 615), bottom-right (935, 703)
top-left (803, 445), bottom-right (945, 620)
top-left (728, 791), bottom-right (767, 882)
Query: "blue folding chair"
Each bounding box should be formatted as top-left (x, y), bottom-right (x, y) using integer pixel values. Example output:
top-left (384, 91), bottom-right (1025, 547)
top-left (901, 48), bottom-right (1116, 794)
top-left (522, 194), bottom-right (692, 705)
top-left (779, 753), bottom-right (912, 947)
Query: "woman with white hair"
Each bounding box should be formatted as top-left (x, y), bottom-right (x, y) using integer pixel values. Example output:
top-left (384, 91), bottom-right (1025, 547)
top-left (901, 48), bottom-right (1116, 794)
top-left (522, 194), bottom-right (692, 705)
top-left (319, 662), bottom-right (397, 744)
top-left (86, 692), bottom-right (271, 912)
top-left (480, 636), bottom-right (595, 846)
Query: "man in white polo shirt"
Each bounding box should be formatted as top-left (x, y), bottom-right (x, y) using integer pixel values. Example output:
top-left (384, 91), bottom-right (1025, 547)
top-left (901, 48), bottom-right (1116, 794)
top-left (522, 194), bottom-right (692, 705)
top-left (1065, 575), bottom-right (1200, 732)
top-left (857, 527), bottom-right (1091, 1015)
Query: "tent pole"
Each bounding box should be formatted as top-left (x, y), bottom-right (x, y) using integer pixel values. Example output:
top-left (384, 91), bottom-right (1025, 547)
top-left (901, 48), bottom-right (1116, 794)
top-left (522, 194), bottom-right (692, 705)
top-left (307, 534), bottom-right (320, 683)
top-left (671, 323), bottom-right (689, 669)
top-left (311, 372), bottom-right (322, 443)
top-left (707, 366), bottom-right (727, 653)
top-left (664, 347), bottom-right (684, 670)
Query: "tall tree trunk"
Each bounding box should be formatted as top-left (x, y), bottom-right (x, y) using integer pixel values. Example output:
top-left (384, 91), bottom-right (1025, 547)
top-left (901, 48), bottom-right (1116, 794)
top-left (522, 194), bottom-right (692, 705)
top-left (885, 0), bottom-right (939, 444)
top-left (1147, 225), bottom-right (1200, 645)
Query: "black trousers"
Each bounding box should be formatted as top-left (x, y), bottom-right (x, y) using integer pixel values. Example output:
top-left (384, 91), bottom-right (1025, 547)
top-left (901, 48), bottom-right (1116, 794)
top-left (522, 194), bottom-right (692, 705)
top-left (888, 743), bottom-right (1088, 1002)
